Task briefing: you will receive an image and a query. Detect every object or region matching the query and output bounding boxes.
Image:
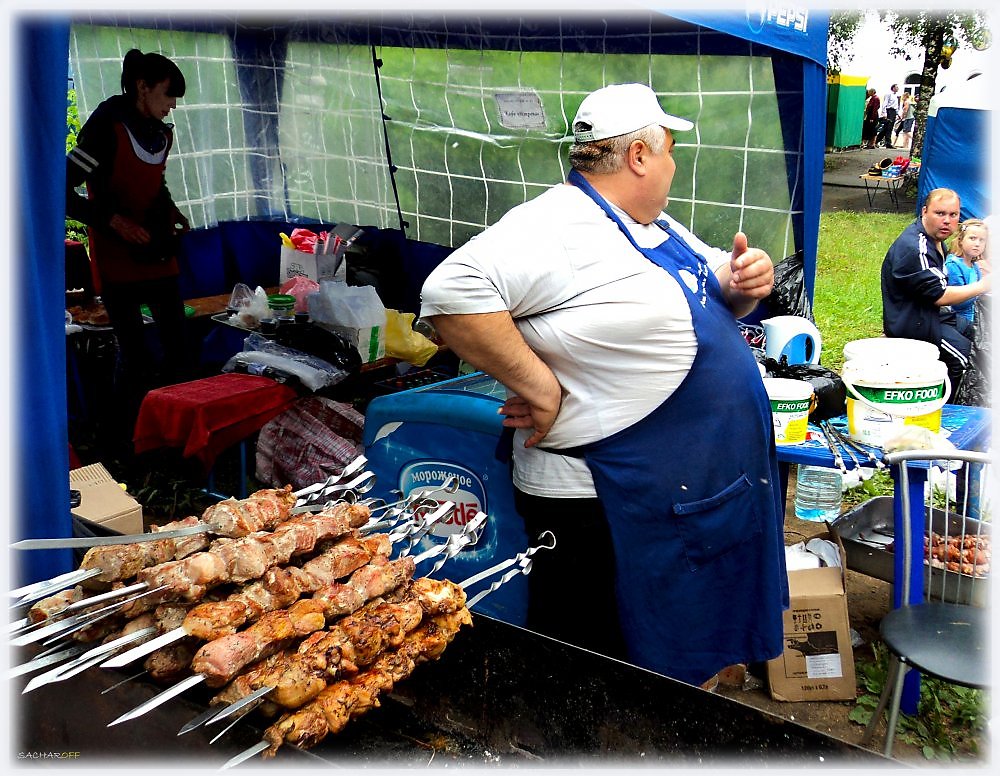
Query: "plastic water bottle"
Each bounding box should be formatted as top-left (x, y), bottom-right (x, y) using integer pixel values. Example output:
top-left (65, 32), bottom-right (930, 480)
top-left (794, 465), bottom-right (843, 522)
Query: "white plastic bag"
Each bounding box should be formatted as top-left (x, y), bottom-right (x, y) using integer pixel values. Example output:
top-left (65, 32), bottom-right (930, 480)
top-left (308, 281), bottom-right (387, 362)
top-left (231, 285), bottom-right (270, 329)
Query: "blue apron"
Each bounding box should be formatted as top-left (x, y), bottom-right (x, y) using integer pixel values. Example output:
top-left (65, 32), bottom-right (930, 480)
top-left (551, 171), bottom-right (788, 685)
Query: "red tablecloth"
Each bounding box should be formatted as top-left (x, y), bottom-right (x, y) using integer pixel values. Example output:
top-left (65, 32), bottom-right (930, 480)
top-left (133, 374), bottom-right (298, 471)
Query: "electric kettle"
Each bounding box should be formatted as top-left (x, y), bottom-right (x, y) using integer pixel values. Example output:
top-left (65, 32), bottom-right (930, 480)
top-left (761, 315), bottom-right (822, 365)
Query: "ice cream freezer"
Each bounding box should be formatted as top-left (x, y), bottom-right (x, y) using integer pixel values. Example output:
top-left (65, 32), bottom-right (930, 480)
top-left (362, 372), bottom-right (530, 626)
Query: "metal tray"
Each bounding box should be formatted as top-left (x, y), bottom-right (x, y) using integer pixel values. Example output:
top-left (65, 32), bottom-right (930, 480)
top-left (830, 496), bottom-right (989, 606)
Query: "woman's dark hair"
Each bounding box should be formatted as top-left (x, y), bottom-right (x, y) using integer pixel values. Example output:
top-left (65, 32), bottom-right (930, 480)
top-left (121, 49), bottom-right (186, 98)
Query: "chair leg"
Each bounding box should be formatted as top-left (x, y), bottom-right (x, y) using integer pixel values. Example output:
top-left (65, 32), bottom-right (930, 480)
top-left (882, 660), bottom-right (909, 758)
top-left (861, 654), bottom-right (901, 747)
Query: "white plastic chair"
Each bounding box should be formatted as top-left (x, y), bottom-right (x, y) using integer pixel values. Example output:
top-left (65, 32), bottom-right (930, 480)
top-left (861, 448), bottom-right (991, 757)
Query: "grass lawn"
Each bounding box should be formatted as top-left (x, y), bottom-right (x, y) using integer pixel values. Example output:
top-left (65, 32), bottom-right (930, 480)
top-left (813, 210), bottom-right (914, 373)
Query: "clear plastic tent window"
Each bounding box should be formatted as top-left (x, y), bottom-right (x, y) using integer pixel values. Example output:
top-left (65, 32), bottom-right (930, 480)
top-left (69, 20), bottom-right (798, 264)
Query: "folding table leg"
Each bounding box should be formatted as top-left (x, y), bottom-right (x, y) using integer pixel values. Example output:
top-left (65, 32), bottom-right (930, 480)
top-left (865, 179), bottom-right (876, 208)
top-left (203, 438), bottom-right (250, 501)
top-left (887, 179), bottom-right (900, 210)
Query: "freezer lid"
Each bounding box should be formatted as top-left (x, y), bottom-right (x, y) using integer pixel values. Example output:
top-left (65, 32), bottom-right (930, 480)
top-left (414, 371), bottom-right (507, 400)
top-left (363, 371), bottom-right (507, 444)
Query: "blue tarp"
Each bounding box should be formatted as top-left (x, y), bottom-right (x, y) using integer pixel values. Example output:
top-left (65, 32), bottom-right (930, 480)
top-left (14, 11), bottom-right (829, 584)
top-left (916, 73), bottom-right (990, 221)
top-left (15, 19), bottom-right (75, 583)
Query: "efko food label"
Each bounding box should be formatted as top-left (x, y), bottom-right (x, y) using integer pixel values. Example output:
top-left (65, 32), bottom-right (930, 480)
top-left (399, 460), bottom-right (487, 539)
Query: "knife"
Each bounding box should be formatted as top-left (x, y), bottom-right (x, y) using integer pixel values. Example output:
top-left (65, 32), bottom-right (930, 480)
top-left (12, 470), bottom-right (378, 550)
top-left (12, 461), bottom-right (374, 551)
top-left (10, 522), bottom-right (210, 551)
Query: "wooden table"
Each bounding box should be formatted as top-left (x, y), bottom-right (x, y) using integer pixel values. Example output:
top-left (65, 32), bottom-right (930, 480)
top-left (859, 173), bottom-right (908, 210)
top-left (858, 162), bottom-right (919, 211)
top-left (184, 287), bottom-right (279, 319)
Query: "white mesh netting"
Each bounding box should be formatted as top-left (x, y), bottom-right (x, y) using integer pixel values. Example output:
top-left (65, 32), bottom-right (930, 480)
top-left (69, 17), bottom-right (800, 263)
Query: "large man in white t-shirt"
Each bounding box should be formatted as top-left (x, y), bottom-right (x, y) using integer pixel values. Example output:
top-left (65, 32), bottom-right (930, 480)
top-left (419, 83), bottom-right (788, 687)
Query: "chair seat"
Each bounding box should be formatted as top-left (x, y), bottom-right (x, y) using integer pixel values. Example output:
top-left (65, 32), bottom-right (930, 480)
top-left (880, 602), bottom-right (989, 689)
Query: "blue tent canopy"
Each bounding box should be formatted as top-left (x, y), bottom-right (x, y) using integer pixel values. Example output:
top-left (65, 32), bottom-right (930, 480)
top-left (14, 10), bottom-right (828, 584)
top-left (916, 74), bottom-right (991, 221)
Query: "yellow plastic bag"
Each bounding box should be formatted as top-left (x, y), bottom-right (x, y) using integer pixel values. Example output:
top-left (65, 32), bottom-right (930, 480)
top-left (384, 309), bottom-right (438, 367)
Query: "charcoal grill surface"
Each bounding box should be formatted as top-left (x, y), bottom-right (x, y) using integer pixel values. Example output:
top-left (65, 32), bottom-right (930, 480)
top-left (15, 614), bottom-right (887, 767)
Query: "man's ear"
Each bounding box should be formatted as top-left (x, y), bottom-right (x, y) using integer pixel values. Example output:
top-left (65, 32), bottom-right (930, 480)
top-left (626, 140), bottom-right (647, 175)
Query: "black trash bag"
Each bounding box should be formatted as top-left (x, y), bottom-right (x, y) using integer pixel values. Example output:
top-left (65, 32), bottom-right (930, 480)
top-left (763, 356), bottom-right (847, 422)
top-left (763, 250), bottom-right (814, 322)
top-left (954, 295), bottom-right (991, 407)
top-left (272, 322), bottom-right (362, 373)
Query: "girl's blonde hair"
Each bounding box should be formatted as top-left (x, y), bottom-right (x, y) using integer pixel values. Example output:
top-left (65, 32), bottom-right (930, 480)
top-left (952, 218), bottom-right (989, 261)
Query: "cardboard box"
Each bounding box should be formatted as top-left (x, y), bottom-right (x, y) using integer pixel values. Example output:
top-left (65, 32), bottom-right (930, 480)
top-left (69, 463), bottom-right (143, 535)
top-left (328, 323), bottom-right (386, 364)
top-left (767, 532), bottom-right (857, 702)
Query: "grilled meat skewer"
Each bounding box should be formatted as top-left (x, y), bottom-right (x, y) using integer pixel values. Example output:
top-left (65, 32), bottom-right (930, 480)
top-left (102, 531), bottom-right (390, 669)
top-left (122, 505), bottom-right (372, 616)
top-left (11, 485), bottom-right (300, 553)
top-left (209, 576), bottom-right (465, 715)
top-left (260, 607), bottom-right (472, 759)
top-left (104, 556), bottom-right (415, 726)
top-left (192, 556), bottom-right (416, 687)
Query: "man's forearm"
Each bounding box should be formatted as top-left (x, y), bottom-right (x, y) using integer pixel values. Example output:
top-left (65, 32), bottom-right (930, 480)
top-left (426, 311), bottom-right (561, 412)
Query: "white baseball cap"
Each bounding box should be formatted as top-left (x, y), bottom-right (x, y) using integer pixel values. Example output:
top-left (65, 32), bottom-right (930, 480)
top-left (572, 83), bottom-right (693, 142)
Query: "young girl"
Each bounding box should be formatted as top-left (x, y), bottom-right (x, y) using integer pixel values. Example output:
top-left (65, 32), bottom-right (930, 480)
top-left (894, 92), bottom-right (916, 149)
top-left (944, 219), bottom-right (990, 326)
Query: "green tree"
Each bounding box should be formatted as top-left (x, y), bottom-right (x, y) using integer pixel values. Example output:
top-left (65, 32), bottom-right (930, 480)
top-left (829, 11), bottom-right (990, 159)
top-left (883, 11), bottom-right (990, 159)
top-left (66, 87), bottom-right (88, 244)
top-left (827, 11), bottom-right (865, 76)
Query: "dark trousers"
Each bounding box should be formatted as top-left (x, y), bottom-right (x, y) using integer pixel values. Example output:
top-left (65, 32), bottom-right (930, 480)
top-left (939, 320), bottom-right (972, 403)
top-left (513, 487), bottom-right (628, 660)
top-left (101, 275), bottom-right (190, 438)
top-left (875, 109), bottom-right (897, 147)
top-left (862, 118), bottom-right (879, 147)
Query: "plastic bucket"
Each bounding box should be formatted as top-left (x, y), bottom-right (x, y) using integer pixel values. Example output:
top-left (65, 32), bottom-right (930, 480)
top-left (841, 358), bottom-right (950, 448)
top-left (762, 378), bottom-right (814, 445)
top-left (843, 337), bottom-right (939, 365)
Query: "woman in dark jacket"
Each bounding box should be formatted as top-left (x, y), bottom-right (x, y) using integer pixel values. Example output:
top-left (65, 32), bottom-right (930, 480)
top-left (862, 88), bottom-right (880, 149)
top-left (66, 49), bottom-right (191, 434)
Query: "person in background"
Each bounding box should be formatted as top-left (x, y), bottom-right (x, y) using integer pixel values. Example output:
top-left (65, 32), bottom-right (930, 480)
top-left (875, 83), bottom-right (900, 148)
top-left (944, 218), bottom-right (991, 329)
top-left (420, 83), bottom-right (788, 689)
top-left (893, 91), bottom-right (916, 150)
top-left (66, 49), bottom-right (191, 439)
top-left (881, 189), bottom-right (991, 401)
top-left (862, 88), bottom-right (880, 149)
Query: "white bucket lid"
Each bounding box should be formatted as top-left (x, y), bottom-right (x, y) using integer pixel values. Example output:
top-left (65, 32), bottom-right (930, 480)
top-left (762, 377), bottom-right (814, 400)
top-left (842, 357), bottom-right (947, 384)
top-left (843, 337), bottom-right (940, 364)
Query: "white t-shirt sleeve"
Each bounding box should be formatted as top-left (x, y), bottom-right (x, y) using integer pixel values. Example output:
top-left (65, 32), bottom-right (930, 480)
top-left (420, 190), bottom-right (582, 319)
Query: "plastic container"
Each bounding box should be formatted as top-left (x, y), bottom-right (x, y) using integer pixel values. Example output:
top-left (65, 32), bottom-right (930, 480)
top-left (841, 357), bottom-right (949, 447)
top-left (267, 293), bottom-right (296, 320)
top-left (762, 377), bottom-right (814, 445)
top-left (794, 465), bottom-right (843, 522)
